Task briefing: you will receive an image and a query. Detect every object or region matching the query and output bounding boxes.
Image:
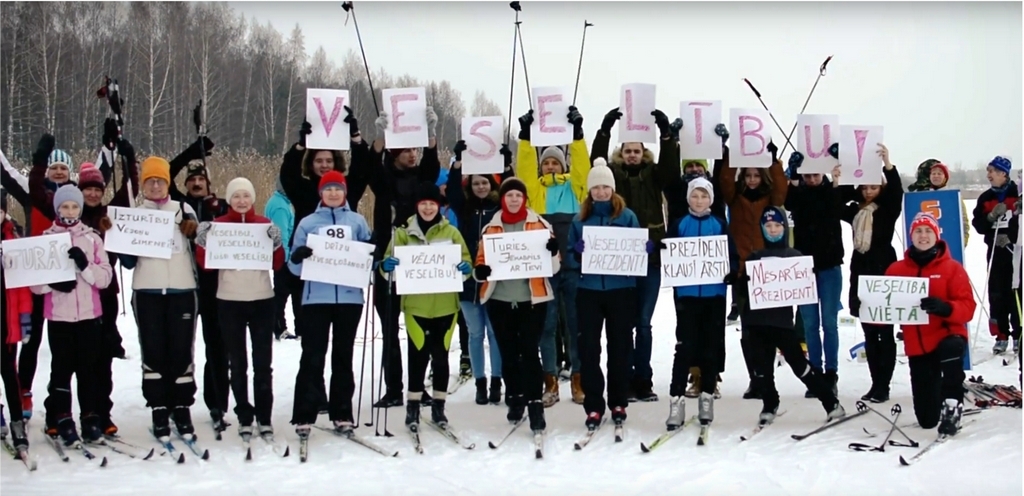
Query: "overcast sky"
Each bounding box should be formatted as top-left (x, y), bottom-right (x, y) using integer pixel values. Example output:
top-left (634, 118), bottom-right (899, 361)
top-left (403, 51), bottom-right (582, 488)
top-left (230, 1), bottom-right (1022, 171)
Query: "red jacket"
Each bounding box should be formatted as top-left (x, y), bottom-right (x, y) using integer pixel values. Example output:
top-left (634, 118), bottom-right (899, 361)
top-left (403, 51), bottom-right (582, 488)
top-left (2, 219), bottom-right (33, 344)
top-left (885, 241), bottom-right (976, 357)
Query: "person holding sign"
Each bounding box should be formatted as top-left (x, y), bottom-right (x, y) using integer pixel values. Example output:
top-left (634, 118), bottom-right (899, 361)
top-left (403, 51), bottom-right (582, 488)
top-left (515, 107), bottom-right (591, 407)
top-left (566, 164), bottom-right (646, 429)
top-left (380, 183), bottom-right (472, 429)
top-left (194, 178), bottom-right (286, 439)
top-left (972, 156), bottom-right (1020, 356)
top-left (907, 159), bottom-right (969, 245)
top-left (886, 213), bottom-right (976, 435)
top-left (0, 197), bottom-right (33, 453)
top-left (839, 144), bottom-right (902, 403)
top-left (286, 170), bottom-right (372, 440)
top-left (662, 178), bottom-right (738, 429)
top-left (738, 206), bottom-right (847, 427)
top-left (472, 177), bottom-right (561, 435)
top-left (117, 156), bottom-right (202, 442)
top-left (590, 107), bottom-right (681, 403)
top-left (31, 185), bottom-right (113, 446)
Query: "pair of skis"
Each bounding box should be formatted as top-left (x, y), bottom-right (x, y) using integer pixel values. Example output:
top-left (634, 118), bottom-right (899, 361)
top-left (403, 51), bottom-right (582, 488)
top-left (407, 419), bottom-right (476, 454)
top-left (304, 424), bottom-right (399, 462)
top-left (2, 436), bottom-right (37, 471)
top-left (152, 429), bottom-right (210, 464)
top-left (573, 417), bottom-right (626, 450)
top-left (639, 415), bottom-right (699, 452)
top-left (242, 431), bottom-right (290, 461)
top-left (487, 418), bottom-right (544, 459)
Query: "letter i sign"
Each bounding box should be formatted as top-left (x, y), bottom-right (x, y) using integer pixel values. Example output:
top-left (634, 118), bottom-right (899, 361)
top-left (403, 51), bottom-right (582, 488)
top-left (306, 88), bottom-right (351, 151)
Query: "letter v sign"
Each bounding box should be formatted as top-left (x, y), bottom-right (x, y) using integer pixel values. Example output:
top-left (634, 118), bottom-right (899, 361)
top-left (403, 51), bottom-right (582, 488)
top-left (313, 96), bottom-right (344, 136)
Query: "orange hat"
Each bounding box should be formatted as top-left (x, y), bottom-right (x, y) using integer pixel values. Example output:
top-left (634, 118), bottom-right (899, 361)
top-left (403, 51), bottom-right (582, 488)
top-left (141, 156), bottom-right (171, 185)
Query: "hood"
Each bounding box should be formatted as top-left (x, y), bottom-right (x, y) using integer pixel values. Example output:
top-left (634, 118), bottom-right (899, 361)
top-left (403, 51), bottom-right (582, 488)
top-left (301, 148), bottom-right (347, 180)
top-left (313, 202), bottom-right (354, 217)
top-left (610, 146), bottom-right (655, 167)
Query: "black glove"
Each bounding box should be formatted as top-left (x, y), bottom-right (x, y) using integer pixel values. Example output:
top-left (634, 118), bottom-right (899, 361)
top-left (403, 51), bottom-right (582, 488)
top-left (567, 106), bottom-right (584, 141)
top-left (723, 271), bottom-right (738, 285)
top-left (601, 107), bottom-right (622, 134)
top-left (651, 109), bottom-right (671, 137)
top-left (102, 118), bottom-right (120, 150)
top-left (546, 237), bottom-right (559, 256)
top-left (184, 136), bottom-right (214, 162)
top-left (453, 140), bottom-right (468, 162)
top-left (714, 124), bottom-right (729, 143)
top-left (920, 297), bottom-right (953, 318)
top-left (499, 144), bottom-right (512, 169)
top-left (34, 134), bottom-right (56, 166)
top-left (116, 138), bottom-right (136, 166)
top-left (668, 118), bottom-right (684, 141)
top-left (290, 245), bottom-right (314, 264)
top-left (298, 120), bottom-right (313, 146)
top-left (788, 151), bottom-right (804, 178)
top-left (767, 141), bottom-right (778, 162)
top-left (474, 264), bottom-right (492, 281)
top-left (343, 106), bottom-right (359, 137)
top-left (67, 246), bottom-right (89, 271)
top-left (657, 240), bottom-right (668, 250)
top-left (828, 143), bottom-right (839, 159)
top-left (518, 110), bottom-right (534, 141)
top-left (50, 280), bottom-right (77, 293)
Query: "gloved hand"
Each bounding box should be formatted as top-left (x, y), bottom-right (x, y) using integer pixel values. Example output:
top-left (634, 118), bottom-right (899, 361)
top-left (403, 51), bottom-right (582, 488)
top-left (98, 216), bottom-right (113, 234)
top-left (267, 225), bottom-right (283, 249)
top-left (828, 143), bottom-right (839, 159)
top-left (573, 239), bottom-right (585, 253)
top-left (50, 280), bottom-right (77, 293)
top-left (668, 118), bottom-right (684, 141)
top-left (195, 221), bottom-right (212, 248)
top-left (714, 124), bottom-right (729, 143)
top-left (657, 240), bottom-right (668, 251)
top-left (920, 297), bottom-right (953, 318)
top-left (375, 112), bottom-right (389, 135)
top-left (651, 109), bottom-right (671, 137)
top-left (996, 233), bottom-right (1011, 248)
top-left (426, 106), bottom-right (438, 138)
top-left (567, 106), bottom-right (584, 141)
top-left (20, 313), bottom-right (31, 344)
top-left (381, 256), bottom-right (400, 273)
top-left (500, 144), bottom-right (512, 169)
top-left (34, 134), bottom-right (56, 166)
top-left (546, 237), bottom-right (559, 256)
top-left (788, 151), bottom-right (805, 178)
top-left (474, 264), bottom-right (492, 281)
top-left (645, 240), bottom-right (656, 254)
top-left (989, 203), bottom-right (1009, 223)
top-left (67, 246), bottom-right (89, 271)
top-left (116, 137), bottom-right (136, 165)
top-left (453, 140), bottom-right (467, 162)
top-left (767, 141), bottom-right (778, 162)
top-left (102, 118), bottom-right (120, 150)
top-left (723, 271), bottom-right (738, 285)
top-left (290, 246), bottom-right (314, 264)
top-left (183, 136), bottom-right (215, 162)
top-left (298, 121), bottom-right (313, 147)
top-left (518, 110), bottom-right (534, 141)
top-left (343, 106), bottom-right (359, 137)
top-left (600, 107), bottom-right (622, 134)
top-left (179, 219), bottom-right (198, 238)
top-left (457, 261), bottom-right (472, 275)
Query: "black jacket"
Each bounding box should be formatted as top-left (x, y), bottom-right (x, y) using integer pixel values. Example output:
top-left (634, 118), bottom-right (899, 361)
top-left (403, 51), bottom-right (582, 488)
top-left (840, 166), bottom-right (904, 277)
top-left (785, 177), bottom-right (845, 271)
top-left (740, 218), bottom-right (804, 330)
top-left (366, 146), bottom-right (441, 259)
top-left (972, 180), bottom-right (1020, 258)
top-left (447, 167), bottom-right (501, 303)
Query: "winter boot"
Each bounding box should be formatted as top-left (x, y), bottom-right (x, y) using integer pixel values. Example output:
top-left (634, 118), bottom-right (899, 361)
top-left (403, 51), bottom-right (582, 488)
top-left (333, 419), bottom-right (354, 434)
top-left (431, 399), bottom-right (448, 426)
top-left (507, 395), bottom-right (525, 424)
top-left (666, 396), bottom-right (686, 431)
top-left (527, 400), bottom-right (546, 433)
top-left (633, 378), bottom-right (659, 402)
top-left (610, 406), bottom-right (627, 425)
top-left (373, 390), bottom-right (404, 409)
top-left (152, 407), bottom-right (171, 439)
top-left (55, 417), bottom-right (81, 447)
top-left (570, 373), bottom-right (585, 404)
top-left (938, 399), bottom-right (963, 436)
top-left (824, 370), bottom-right (839, 399)
top-left (685, 369), bottom-right (701, 398)
top-left (993, 339), bottom-right (1009, 355)
top-left (405, 401), bottom-right (421, 428)
top-left (861, 385), bottom-right (889, 404)
top-left (238, 423), bottom-right (254, 438)
top-left (172, 407), bottom-right (195, 436)
top-left (475, 378), bottom-right (489, 405)
top-left (825, 401), bottom-right (847, 422)
top-left (80, 414), bottom-right (103, 443)
top-left (258, 422), bottom-right (274, 438)
top-left (760, 393), bottom-right (781, 425)
top-left (10, 420), bottom-right (28, 451)
top-left (21, 391), bottom-right (32, 420)
top-left (742, 380), bottom-right (761, 400)
top-left (726, 306), bottom-right (740, 325)
top-left (210, 408), bottom-right (229, 435)
top-left (488, 377), bottom-right (502, 405)
top-left (759, 404), bottom-right (779, 425)
top-left (542, 373), bottom-right (560, 407)
top-left (585, 411), bottom-right (602, 430)
top-left (698, 392), bottom-right (714, 425)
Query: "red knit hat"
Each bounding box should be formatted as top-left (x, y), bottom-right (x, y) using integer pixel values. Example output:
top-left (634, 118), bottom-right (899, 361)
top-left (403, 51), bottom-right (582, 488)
top-left (78, 162), bottom-right (105, 191)
top-left (909, 212), bottom-right (941, 240)
top-left (930, 162), bottom-right (949, 186)
top-left (318, 170), bottom-right (347, 194)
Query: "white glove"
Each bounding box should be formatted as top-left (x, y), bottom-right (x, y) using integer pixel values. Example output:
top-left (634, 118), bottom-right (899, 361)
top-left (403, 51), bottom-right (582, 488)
top-left (374, 112), bottom-right (389, 134)
top-left (426, 106), bottom-right (438, 138)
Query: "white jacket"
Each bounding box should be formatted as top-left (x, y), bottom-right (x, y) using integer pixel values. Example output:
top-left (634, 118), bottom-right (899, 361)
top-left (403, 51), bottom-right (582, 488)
top-left (128, 199), bottom-right (198, 292)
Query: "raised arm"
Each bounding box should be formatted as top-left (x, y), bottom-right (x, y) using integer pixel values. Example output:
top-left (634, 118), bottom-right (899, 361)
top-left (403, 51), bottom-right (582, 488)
top-left (28, 134), bottom-right (57, 219)
top-left (0, 149), bottom-right (30, 210)
top-left (568, 138), bottom-right (592, 203)
top-left (717, 145), bottom-right (737, 206)
top-left (589, 107), bottom-right (619, 162)
top-left (109, 139), bottom-right (139, 208)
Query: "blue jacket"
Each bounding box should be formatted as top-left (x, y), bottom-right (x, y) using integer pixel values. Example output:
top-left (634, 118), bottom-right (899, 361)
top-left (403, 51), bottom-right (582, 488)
top-left (288, 203), bottom-right (372, 306)
top-left (670, 212), bottom-right (737, 298)
top-left (567, 202), bottom-right (641, 291)
top-left (264, 190), bottom-right (295, 258)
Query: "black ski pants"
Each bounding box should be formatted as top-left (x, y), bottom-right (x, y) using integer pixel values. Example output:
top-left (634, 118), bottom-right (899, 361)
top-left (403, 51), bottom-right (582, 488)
top-left (406, 314), bottom-right (456, 398)
top-left (1, 310), bottom-right (22, 421)
top-left (133, 291), bottom-right (198, 409)
top-left (908, 335), bottom-right (966, 429)
top-left (273, 266), bottom-right (301, 339)
top-left (291, 303), bottom-right (362, 425)
top-left (373, 271), bottom-right (404, 396)
top-left (747, 324), bottom-right (836, 412)
top-left (17, 293), bottom-right (45, 392)
top-left (95, 287), bottom-right (122, 421)
top-left (44, 319), bottom-right (102, 427)
top-left (198, 278), bottom-right (230, 416)
top-left (862, 323), bottom-right (896, 394)
top-left (220, 299), bottom-right (275, 426)
top-left (988, 247), bottom-right (1022, 340)
top-left (577, 288), bottom-right (635, 415)
top-left (670, 296), bottom-right (726, 397)
top-left (488, 300), bottom-right (546, 403)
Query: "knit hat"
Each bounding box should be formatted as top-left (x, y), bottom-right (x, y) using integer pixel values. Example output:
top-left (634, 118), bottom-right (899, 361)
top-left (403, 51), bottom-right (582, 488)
top-left (499, 176), bottom-right (528, 200)
top-left (416, 182), bottom-right (443, 206)
top-left (910, 212), bottom-right (941, 239)
top-left (930, 162), bottom-right (950, 186)
top-left (318, 170), bottom-right (347, 193)
top-left (989, 156), bottom-right (1012, 176)
top-left (760, 205), bottom-right (786, 227)
top-left (587, 163), bottom-right (616, 192)
top-left (53, 184), bottom-right (84, 214)
top-left (686, 177), bottom-right (715, 206)
top-left (48, 149), bottom-right (74, 173)
top-left (77, 162), bottom-right (105, 191)
top-left (186, 162), bottom-right (210, 182)
top-left (225, 177), bottom-right (256, 202)
top-left (539, 146), bottom-right (566, 173)
top-left (141, 156), bottom-right (171, 185)
top-left (682, 159), bottom-right (709, 172)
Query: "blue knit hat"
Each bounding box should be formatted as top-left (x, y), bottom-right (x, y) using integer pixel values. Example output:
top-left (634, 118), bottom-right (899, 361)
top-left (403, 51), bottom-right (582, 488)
top-left (989, 156), bottom-right (1012, 176)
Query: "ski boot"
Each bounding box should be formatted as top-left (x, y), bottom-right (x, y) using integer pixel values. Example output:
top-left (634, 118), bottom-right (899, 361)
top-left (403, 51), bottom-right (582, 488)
top-left (698, 392), bottom-right (714, 425)
top-left (742, 381), bottom-right (761, 400)
top-left (993, 339), bottom-right (1009, 355)
top-left (21, 391), bottom-right (32, 420)
top-left (584, 411), bottom-right (602, 430)
top-left (475, 378), bottom-right (488, 405)
top-left (759, 405), bottom-right (779, 425)
top-left (459, 355), bottom-right (472, 381)
top-left (295, 424), bottom-right (311, 440)
top-left (488, 377), bottom-right (502, 405)
top-left (10, 420), bottom-right (29, 452)
top-left (666, 396), bottom-right (686, 430)
top-left (210, 408), bottom-right (229, 436)
top-left (431, 399), bottom-right (448, 426)
top-left (80, 414), bottom-right (103, 443)
top-left (332, 420), bottom-right (354, 435)
top-left (238, 423), bottom-right (254, 439)
top-left (0, 407), bottom-right (7, 439)
top-left (507, 395), bottom-right (525, 424)
top-left (258, 422), bottom-right (274, 438)
top-left (152, 407), bottom-right (171, 439)
top-left (54, 417), bottom-right (81, 447)
top-left (405, 401), bottom-right (421, 428)
top-left (610, 406), bottom-right (626, 426)
top-left (527, 400), bottom-right (546, 433)
top-left (824, 370), bottom-right (839, 399)
top-left (938, 399), bottom-right (963, 436)
top-left (861, 384), bottom-right (890, 404)
top-left (172, 407), bottom-right (195, 436)
top-left (825, 401), bottom-right (847, 422)
top-left (633, 378), bottom-right (659, 402)
top-left (726, 306), bottom-right (740, 325)
top-left (542, 374), bottom-right (560, 407)
top-left (372, 390), bottom-right (404, 409)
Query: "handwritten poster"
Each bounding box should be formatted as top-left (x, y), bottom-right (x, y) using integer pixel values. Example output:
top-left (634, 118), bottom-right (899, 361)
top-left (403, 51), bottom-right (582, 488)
top-left (795, 114), bottom-right (839, 174)
top-left (394, 244), bottom-right (464, 295)
top-left (580, 226), bottom-right (648, 277)
top-left (105, 206), bottom-right (176, 259)
top-left (300, 233), bottom-right (375, 289)
top-left (204, 223), bottom-right (274, 271)
top-left (1, 232), bottom-right (76, 289)
top-left (482, 230), bottom-right (553, 281)
top-left (660, 235), bottom-right (730, 287)
top-left (461, 116), bottom-right (504, 174)
top-left (530, 86), bottom-right (572, 147)
top-left (729, 108), bottom-right (773, 168)
top-left (382, 87), bottom-right (428, 149)
top-left (305, 88), bottom-right (351, 151)
top-left (618, 83), bottom-right (656, 144)
top-left (745, 256), bottom-right (817, 310)
top-left (679, 100), bottom-right (723, 160)
top-left (839, 125), bottom-right (884, 187)
top-left (857, 276), bottom-right (930, 325)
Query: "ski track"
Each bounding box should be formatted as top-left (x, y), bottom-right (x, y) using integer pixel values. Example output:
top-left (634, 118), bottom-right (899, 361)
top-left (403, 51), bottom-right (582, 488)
top-left (3, 202), bottom-right (1021, 495)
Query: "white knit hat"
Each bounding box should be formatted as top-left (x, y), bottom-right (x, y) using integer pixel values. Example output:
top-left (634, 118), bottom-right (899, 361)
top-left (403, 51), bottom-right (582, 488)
top-left (587, 162), bottom-right (616, 192)
top-left (226, 177), bottom-right (256, 202)
top-left (686, 177), bottom-right (715, 205)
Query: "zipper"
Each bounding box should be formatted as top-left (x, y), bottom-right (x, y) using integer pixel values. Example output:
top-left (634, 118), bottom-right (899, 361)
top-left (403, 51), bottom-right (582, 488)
top-left (914, 265), bottom-right (927, 353)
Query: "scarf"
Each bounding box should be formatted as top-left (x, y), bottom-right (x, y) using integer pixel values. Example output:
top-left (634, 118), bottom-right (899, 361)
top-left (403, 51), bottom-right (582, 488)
top-left (539, 173), bottom-right (571, 187)
top-left (501, 206), bottom-right (527, 225)
top-left (416, 213), bottom-right (441, 234)
top-left (990, 183), bottom-right (1009, 202)
top-left (852, 202), bottom-right (878, 254)
top-left (909, 244), bottom-right (939, 268)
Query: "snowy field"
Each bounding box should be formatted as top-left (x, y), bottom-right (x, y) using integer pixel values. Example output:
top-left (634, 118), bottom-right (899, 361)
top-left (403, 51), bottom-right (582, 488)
top-left (2, 200), bottom-right (1021, 495)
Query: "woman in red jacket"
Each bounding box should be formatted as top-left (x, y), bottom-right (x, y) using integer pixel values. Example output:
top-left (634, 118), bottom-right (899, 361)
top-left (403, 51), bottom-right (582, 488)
top-left (1, 192), bottom-right (33, 452)
top-left (885, 212), bottom-right (976, 436)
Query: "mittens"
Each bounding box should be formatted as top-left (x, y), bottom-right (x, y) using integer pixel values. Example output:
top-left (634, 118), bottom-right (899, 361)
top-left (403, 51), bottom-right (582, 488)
top-left (195, 221), bottom-right (212, 248)
top-left (546, 237), bottom-right (559, 256)
top-left (788, 151), bottom-right (805, 178)
top-left (381, 256), bottom-right (400, 273)
top-left (518, 110), bottom-right (534, 141)
top-left (920, 297), bottom-right (953, 318)
top-left (828, 143), bottom-right (839, 160)
top-left (426, 106), bottom-right (438, 138)
top-left (179, 219), bottom-right (198, 238)
top-left (714, 124), bottom-right (729, 143)
top-left (343, 106), bottom-right (359, 137)
top-left (474, 264), bottom-right (492, 281)
top-left (651, 109), bottom-right (670, 137)
top-left (375, 112), bottom-right (390, 135)
top-left (767, 141), bottom-right (779, 162)
top-left (67, 246), bottom-right (89, 271)
top-left (457, 261), bottom-right (472, 275)
top-left (989, 203), bottom-right (1008, 223)
top-left (669, 118), bottom-right (684, 141)
top-left (567, 106), bottom-right (584, 141)
top-left (601, 107), bottom-right (622, 134)
top-left (500, 144), bottom-right (512, 168)
top-left (454, 140), bottom-right (468, 162)
top-left (290, 246), bottom-right (314, 264)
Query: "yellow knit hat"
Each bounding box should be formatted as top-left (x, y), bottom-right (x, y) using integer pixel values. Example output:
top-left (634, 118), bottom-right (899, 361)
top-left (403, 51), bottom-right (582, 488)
top-left (141, 156), bottom-right (171, 185)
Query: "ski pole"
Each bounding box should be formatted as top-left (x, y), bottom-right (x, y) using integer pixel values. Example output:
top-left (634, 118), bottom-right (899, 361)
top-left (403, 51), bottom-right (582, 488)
top-left (741, 78), bottom-right (796, 153)
top-left (342, 2), bottom-right (380, 114)
top-left (571, 21), bottom-right (593, 106)
top-left (515, 21), bottom-right (532, 107)
top-left (776, 56), bottom-right (833, 158)
top-left (355, 277), bottom-right (374, 426)
top-left (971, 223), bottom-right (1001, 363)
top-left (505, 2), bottom-right (521, 145)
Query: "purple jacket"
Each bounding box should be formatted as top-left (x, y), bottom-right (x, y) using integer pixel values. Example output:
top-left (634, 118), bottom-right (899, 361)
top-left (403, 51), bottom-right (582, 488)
top-left (31, 222), bottom-right (112, 322)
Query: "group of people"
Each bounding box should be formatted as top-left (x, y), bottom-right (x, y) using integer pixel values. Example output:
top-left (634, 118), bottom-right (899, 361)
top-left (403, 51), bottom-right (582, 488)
top-left (0, 100), bottom-right (1019, 454)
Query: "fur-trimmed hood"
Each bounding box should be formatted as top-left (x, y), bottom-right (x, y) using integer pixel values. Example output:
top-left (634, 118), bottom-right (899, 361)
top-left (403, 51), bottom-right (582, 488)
top-left (610, 145), bottom-right (655, 167)
top-left (301, 148), bottom-right (347, 180)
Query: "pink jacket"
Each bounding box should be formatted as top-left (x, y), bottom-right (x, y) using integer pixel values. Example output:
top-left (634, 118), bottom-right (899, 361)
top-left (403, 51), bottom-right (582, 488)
top-left (30, 222), bottom-right (113, 322)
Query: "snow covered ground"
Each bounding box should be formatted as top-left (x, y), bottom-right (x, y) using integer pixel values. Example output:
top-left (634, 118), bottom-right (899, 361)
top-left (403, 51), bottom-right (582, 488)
top-left (2, 201), bottom-right (1021, 495)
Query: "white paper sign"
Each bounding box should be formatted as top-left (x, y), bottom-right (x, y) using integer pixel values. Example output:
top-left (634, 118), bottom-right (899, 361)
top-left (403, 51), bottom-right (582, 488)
top-left (461, 116), bottom-right (504, 174)
top-left (839, 125), bottom-right (884, 186)
top-left (204, 223), bottom-right (273, 271)
top-left (1, 232), bottom-right (76, 289)
top-left (482, 229), bottom-right (553, 281)
top-left (857, 276), bottom-right (930, 325)
top-left (305, 88), bottom-right (351, 151)
top-left (618, 83), bottom-right (656, 144)
top-left (745, 256), bottom-right (817, 310)
top-left (317, 224), bottom-right (353, 240)
top-left (300, 234), bottom-right (374, 289)
top-left (660, 235), bottom-right (730, 287)
top-left (729, 108), bottom-right (774, 168)
top-left (530, 86), bottom-right (572, 147)
top-left (394, 244), bottom-right (464, 295)
top-left (579, 226), bottom-right (648, 277)
top-left (382, 87), bottom-right (428, 149)
top-left (105, 206), bottom-right (176, 259)
top-left (795, 114), bottom-right (839, 174)
top-left (679, 100), bottom-right (723, 160)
